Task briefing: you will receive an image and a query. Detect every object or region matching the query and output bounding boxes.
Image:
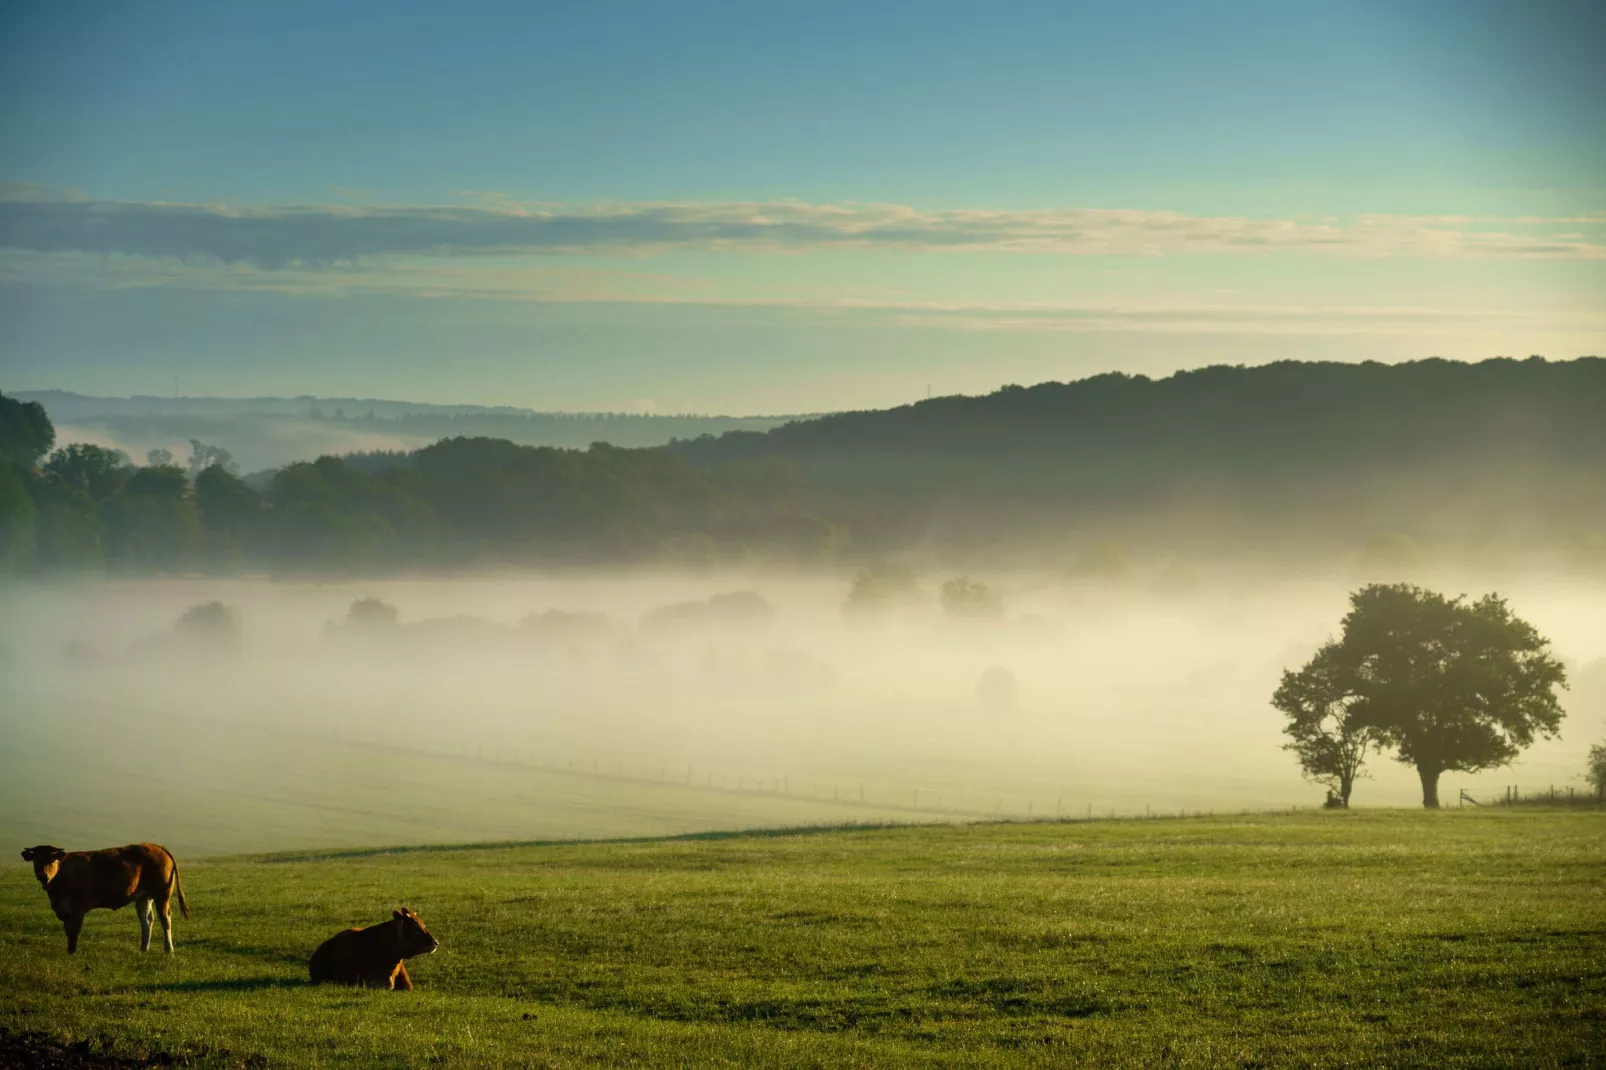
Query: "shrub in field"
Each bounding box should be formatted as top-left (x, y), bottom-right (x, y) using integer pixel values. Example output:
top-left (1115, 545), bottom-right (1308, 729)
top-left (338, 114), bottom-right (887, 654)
top-left (842, 564), bottom-right (923, 618)
top-left (940, 577), bottom-right (1004, 620)
top-left (173, 600), bottom-right (241, 649)
top-left (975, 665), bottom-right (1018, 714)
top-left (1587, 741), bottom-right (1606, 801)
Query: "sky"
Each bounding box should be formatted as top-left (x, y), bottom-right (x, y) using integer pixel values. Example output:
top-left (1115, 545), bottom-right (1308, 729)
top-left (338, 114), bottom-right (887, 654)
top-left (1, 0), bottom-right (1603, 414)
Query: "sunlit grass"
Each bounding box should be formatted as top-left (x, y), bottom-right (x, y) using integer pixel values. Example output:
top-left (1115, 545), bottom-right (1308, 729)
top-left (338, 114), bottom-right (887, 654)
top-left (2, 809), bottom-right (1602, 1067)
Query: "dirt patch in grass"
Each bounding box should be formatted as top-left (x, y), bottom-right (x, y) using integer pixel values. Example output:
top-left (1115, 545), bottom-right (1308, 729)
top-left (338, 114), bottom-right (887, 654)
top-left (0, 1028), bottom-right (264, 1069)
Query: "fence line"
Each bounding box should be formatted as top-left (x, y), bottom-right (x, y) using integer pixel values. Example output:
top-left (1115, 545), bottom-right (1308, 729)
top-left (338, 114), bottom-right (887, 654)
top-left (1460, 784), bottom-right (1605, 808)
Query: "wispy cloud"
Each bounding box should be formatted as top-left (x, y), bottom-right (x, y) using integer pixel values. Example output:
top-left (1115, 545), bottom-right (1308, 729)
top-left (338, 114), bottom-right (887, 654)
top-left (4, 247), bottom-right (1594, 341)
top-left (2, 187), bottom-right (1602, 267)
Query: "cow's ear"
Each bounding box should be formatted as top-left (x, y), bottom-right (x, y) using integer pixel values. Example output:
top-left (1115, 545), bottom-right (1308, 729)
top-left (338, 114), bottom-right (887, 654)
top-left (20, 848), bottom-right (33, 861)
top-left (48, 849), bottom-right (67, 861)
top-left (393, 909), bottom-right (407, 921)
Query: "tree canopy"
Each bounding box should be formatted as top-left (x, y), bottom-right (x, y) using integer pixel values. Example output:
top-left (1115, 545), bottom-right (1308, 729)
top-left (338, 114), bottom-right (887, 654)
top-left (0, 391), bottom-right (55, 468)
top-left (939, 577), bottom-right (1004, 620)
top-left (44, 444), bottom-right (133, 503)
top-left (1272, 640), bottom-right (1378, 807)
top-left (1281, 584), bottom-right (1568, 808)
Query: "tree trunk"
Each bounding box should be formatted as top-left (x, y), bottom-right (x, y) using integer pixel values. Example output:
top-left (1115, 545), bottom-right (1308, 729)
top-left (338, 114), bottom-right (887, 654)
top-left (1418, 767), bottom-right (1442, 809)
top-left (1339, 774), bottom-right (1353, 808)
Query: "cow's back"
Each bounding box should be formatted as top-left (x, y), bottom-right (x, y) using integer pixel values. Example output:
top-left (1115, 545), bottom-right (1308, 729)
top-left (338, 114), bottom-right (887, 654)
top-left (309, 928), bottom-right (365, 982)
top-left (309, 923), bottom-right (407, 986)
top-left (67, 844), bottom-right (174, 910)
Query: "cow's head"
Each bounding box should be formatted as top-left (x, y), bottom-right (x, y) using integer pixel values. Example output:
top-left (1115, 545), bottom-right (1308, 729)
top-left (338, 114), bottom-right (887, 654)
top-left (20, 846), bottom-right (68, 887)
top-left (392, 908), bottom-right (440, 957)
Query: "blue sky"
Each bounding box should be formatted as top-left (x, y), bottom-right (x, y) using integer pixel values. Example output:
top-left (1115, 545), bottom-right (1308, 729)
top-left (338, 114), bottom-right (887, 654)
top-left (1, 0), bottom-right (1602, 412)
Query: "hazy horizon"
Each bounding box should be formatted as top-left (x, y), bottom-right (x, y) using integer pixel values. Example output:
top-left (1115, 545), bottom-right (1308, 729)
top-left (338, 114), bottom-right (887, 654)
top-left (3, 1), bottom-right (1603, 850)
top-left (4, 566), bottom-right (1601, 855)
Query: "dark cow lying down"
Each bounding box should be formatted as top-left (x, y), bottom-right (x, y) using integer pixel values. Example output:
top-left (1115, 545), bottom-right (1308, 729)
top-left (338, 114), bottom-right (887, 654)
top-left (309, 907), bottom-right (439, 990)
top-left (20, 843), bottom-right (189, 954)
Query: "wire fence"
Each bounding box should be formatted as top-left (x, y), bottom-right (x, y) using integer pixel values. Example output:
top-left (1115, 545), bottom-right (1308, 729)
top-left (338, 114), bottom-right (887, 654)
top-left (1458, 785), bottom-right (1605, 808)
top-left (454, 742), bottom-right (1361, 824)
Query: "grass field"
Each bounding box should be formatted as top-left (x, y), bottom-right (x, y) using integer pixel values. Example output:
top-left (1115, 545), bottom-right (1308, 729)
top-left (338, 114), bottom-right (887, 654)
top-left (0, 691), bottom-right (977, 856)
top-left (2, 809), bottom-right (1603, 1068)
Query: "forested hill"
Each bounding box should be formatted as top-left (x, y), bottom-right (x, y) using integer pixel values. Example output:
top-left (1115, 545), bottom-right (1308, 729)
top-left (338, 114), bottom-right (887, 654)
top-left (4, 359), bottom-right (1604, 574)
top-left (674, 358), bottom-right (1605, 474)
top-left (670, 357), bottom-right (1606, 557)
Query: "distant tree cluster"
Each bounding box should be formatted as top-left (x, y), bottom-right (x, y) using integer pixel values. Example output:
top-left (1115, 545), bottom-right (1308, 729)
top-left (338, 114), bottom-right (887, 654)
top-left (11, 358), bottom-right (1606, 574)
top-left (1, 394), bottom-right (845, 574)
top-left (641, 591), bottom-right (775, 634)
top-left (1275, 584), bottom-right (1568, 808)
top-left (940, 577), bottom-right (1004, 619)
top-left (0, 397), bottom-right (258, 573)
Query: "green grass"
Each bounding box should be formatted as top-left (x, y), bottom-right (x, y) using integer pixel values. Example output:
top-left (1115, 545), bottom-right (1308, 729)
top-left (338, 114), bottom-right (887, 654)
top-left (1, 694), bottom-right (969, 856)
top-left (2, 810), bottom-right (1603, 1067)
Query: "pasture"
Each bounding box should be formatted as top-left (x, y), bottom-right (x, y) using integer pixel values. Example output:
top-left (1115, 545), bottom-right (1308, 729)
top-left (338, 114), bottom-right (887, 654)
top-left (2, 809), bottom-right (1602, 1067)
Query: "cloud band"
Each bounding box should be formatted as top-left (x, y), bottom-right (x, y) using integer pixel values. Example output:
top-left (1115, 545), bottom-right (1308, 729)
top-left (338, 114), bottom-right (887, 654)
top-left (2, 188), bottom-right (1601, 267)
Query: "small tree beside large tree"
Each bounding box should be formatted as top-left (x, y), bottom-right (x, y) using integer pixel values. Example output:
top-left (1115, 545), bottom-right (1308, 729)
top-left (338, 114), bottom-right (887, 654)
top-left (1276, 583), bottom-right (1567, 809)
top-left (1273, 641), bottom-right (1377, 808)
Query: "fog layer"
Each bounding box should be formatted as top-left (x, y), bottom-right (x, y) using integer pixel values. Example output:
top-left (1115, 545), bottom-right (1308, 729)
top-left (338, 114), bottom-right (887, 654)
top-left (3, 571), bottom-right (1601, 855)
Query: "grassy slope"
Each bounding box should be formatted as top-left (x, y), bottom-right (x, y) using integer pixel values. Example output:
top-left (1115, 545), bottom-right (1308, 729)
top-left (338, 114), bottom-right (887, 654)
top-left (0, 694), bottom-right (963, 856)
top-left (1, 810), bottom-right (1602, 1068)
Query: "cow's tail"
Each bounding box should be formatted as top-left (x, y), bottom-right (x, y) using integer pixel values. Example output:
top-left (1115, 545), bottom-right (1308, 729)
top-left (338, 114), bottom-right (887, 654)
top-left (164, 847), bottom-right (190, 920)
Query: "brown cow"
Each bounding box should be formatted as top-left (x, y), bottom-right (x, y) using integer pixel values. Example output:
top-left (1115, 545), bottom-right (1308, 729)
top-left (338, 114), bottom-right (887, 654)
top-left (308, 907), bottom-right (440, 990)
top-left (19, 843), bottom-right (189, 954)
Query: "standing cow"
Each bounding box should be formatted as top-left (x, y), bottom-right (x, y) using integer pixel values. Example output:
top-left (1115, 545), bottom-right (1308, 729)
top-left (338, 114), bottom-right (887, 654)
top-left (20, 843), bottom-right (189, 954)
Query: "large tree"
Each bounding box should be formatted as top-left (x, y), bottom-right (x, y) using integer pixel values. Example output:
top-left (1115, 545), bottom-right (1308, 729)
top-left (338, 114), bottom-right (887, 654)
top-left (1273, 640), bottom-right (1378, 807)
top-left (103, 463), bottom-right (203, 572)
top-left (0, 392), bottom-right (55, 468)
top-left (44, 444), bottom-right (133, 503)
top-left (0, 462), bottom-right (37, 569)
top-left (195, 462), bottom-right (260, 568)
top-left (1330, 583), bottom-right (1566, 808)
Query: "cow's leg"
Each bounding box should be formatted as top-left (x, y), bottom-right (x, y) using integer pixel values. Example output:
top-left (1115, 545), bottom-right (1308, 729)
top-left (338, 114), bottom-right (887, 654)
top-left (154, 897), bottom-right (174, 954)
top-left (391, 963), bottom-right (412, 991)
top-left (63, 914), bottom-right (83, 955)
top-left (137, 897), bottom-right (154, 952)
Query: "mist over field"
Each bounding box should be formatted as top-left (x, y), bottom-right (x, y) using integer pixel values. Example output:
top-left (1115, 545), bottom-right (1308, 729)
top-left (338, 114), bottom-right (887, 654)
top-left (4, 567), bottom-right (1601, 856)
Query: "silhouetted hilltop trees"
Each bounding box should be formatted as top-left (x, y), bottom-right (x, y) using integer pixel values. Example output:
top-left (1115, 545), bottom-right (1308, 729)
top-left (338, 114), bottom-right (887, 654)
top-left (4, 358), bottom-right (1604, 574)
top-left (0, 391), bottom-right (54, 468)
top-left (11, 389), bottom-right (803, 472)
top-left (0, 407), bottom-right (843, 572)
top-left (670, 357), bottom-right (1606, 560)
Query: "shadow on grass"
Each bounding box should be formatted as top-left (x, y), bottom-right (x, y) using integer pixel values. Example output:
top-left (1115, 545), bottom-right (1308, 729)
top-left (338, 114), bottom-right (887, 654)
top-left (258, 821), bottom-right (942, 863)
top-left (180, 939), bottom-right (308, 968)
top-left (148, 977), bottom-right (306, 993)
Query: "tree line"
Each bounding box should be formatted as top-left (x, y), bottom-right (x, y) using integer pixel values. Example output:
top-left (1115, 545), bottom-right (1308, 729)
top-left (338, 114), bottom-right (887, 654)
top-left (0, 392), bottom-right (842, 573)
top-left (672, 357), bottom-right (1606, 561)
top-left (7, 356), bottom-right (1606, 573)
